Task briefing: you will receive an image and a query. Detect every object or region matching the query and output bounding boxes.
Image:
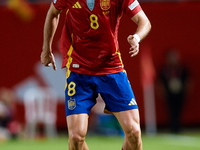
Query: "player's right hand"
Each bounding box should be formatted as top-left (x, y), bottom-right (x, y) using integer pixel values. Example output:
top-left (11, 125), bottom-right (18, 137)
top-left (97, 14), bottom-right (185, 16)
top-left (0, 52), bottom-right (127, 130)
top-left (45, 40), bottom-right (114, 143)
top-left (41, 51), bottom-right (57, 70)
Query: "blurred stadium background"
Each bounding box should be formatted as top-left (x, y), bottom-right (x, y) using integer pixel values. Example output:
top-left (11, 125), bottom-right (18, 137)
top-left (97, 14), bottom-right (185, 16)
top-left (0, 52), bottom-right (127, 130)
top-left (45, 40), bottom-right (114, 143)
top-left (0, 0), bottom-right (200, 149)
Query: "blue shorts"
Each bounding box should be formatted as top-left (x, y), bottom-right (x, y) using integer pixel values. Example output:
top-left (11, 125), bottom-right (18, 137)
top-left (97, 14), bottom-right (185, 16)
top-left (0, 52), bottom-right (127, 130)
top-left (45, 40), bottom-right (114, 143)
top-left (65, 71), bottom-right (138, 116)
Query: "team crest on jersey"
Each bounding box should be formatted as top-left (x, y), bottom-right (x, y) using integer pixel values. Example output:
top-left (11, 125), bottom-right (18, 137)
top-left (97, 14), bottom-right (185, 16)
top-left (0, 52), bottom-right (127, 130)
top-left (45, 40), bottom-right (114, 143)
top-left (100, 0), bottom-right (111, 11)
top-left (68, 98), bottom-right (76, 110)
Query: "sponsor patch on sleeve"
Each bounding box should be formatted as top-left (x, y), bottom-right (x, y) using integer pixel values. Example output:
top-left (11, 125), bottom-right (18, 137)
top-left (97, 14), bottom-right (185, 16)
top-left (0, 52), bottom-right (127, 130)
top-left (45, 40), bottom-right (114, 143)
top-left (128, 0), bottom-right (139, 11)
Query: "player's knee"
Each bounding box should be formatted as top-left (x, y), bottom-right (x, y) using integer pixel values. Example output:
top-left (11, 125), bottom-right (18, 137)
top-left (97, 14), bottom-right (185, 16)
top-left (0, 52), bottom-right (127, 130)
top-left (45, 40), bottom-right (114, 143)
top-left (125, 125), bottom-right (142, 147)
top-left (69, 133), bottom-right (86, 145)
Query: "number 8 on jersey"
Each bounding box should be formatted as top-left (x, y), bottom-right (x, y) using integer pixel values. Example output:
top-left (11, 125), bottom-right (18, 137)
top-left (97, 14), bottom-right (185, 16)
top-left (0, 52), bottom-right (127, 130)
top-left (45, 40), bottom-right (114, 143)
top-left (90, 14), bottom-right (99, 29)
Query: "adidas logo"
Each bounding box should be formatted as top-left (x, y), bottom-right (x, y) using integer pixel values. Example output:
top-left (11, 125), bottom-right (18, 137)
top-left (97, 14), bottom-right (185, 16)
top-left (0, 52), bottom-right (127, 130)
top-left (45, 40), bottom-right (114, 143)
top-left (72, 2), bottom-right (82, 8)
top-left (128, 98), bottom-right (137, 106)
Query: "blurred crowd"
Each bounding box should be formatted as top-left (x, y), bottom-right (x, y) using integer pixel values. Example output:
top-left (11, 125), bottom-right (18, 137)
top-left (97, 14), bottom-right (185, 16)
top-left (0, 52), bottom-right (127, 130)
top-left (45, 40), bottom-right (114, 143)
top-left (0, 87), bottom-right (58, 141)
top-left (158, 48), bottom-right (189, 133)
top-left (0, 88), bottom-right (20, 140)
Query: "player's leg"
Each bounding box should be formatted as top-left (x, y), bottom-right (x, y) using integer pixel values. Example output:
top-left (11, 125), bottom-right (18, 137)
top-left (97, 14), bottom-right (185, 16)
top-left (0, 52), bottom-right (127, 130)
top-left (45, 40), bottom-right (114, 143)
top-left (97, 70), bottom-right (142, 150)
top-left (67, 114), bottom-right (89, 150)
top-left (65, 71), bottom-right (97, 150)
top-left (113, 109), bottom-right (142, 150)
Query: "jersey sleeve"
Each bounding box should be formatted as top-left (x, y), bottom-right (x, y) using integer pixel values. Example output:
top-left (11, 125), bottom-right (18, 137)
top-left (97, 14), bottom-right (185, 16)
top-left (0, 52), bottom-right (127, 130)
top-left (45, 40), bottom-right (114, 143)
top-left (122, 0), bottom-right (142, 18)
top-left (52, 0), bottom-right (67, 10)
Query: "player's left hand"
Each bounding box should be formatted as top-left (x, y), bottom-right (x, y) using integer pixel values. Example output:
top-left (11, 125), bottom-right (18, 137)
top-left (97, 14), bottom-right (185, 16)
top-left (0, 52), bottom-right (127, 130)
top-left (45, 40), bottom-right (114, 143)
top-left (127, 35), bottom-right (139, 57)
top-left (41, 51), bottom-right (57, 70)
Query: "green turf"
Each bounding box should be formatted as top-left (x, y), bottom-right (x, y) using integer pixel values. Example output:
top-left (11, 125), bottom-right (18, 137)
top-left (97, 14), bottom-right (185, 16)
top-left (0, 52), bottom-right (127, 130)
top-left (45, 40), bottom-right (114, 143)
top-left (142, 133), bottom-right (200, 150)
top-left (0, 133), bottom-right (200, 150)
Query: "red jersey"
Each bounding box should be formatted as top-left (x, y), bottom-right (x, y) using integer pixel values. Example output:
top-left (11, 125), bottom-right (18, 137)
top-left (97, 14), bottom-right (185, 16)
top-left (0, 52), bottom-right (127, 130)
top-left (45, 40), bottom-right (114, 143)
top-left (53, 0), bottom-right (142, 75)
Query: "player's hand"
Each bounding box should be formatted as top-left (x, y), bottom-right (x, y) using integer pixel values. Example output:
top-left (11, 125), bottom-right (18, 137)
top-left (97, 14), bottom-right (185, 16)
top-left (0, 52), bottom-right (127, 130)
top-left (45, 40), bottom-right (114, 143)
top-left (127, 35), bottom-right (139, 57)
top-left (41, 51), bottom-right (57, 70)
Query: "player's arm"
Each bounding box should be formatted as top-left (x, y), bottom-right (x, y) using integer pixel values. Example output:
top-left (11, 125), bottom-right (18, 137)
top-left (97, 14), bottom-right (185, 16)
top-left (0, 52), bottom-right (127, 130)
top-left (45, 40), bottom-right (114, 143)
top-left (41, 3), bottom-right (62, 70)
top-left (128, 10), bottom-right (151, 57)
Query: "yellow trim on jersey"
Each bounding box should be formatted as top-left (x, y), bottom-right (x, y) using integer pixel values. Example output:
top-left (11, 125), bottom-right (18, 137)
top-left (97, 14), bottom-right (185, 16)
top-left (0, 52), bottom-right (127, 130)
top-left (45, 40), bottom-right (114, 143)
top-left (66, 9), bottom-right (69, 15)
top-left (65, 33), bottom-right (74, 90)
top-left (66, 45), bottom-right (73, 78)
top-left (115, 51), bottom-right (124, 68)
top-left (119, 13), bottom-right (123, 19)
top-left (113, 33), bottom-right (124, 68)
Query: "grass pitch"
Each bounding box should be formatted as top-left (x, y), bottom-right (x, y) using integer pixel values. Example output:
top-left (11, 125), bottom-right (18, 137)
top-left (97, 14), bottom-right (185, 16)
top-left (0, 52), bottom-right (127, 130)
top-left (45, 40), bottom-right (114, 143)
top-left (0, 132), bottom-right (200, 150)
